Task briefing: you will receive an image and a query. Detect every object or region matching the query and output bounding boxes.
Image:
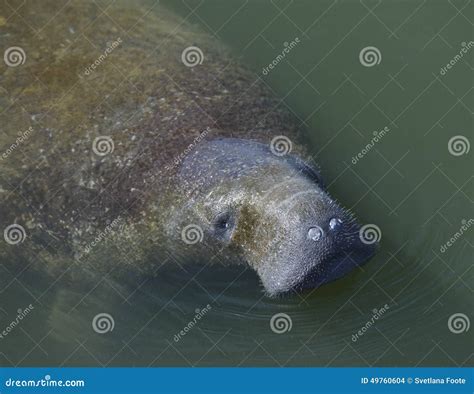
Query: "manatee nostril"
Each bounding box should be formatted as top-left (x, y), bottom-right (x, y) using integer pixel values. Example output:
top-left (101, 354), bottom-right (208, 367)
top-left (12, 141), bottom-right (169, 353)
top-left (329, 218), bottom-right (343, 231)
top-left (307, 226), bottom-right (324, 241)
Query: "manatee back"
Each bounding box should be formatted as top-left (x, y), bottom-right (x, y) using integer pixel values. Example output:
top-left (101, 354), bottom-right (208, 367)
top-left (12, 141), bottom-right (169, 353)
top-left (0, 0), bottom-right (302, 255)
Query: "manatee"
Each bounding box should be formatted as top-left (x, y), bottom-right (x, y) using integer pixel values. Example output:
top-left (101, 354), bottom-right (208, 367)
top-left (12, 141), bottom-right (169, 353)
top-left (0, 0), bottom-right (376, 297)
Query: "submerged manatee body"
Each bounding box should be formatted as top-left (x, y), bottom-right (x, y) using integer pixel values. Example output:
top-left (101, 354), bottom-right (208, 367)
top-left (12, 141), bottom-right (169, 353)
top-left (0, 0), bottom-right (376, 297)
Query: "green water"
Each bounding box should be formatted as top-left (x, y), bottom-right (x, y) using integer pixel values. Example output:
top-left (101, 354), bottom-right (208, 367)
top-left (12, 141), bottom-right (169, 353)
top-left (1, 0), bottom-right (472, 367)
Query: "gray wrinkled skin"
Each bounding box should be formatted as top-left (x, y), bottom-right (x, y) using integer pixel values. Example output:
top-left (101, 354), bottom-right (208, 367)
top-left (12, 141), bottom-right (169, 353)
top-left (0, 0), bottom-right (376, 297)
top-left (166, 139), bottom-right (376, 296)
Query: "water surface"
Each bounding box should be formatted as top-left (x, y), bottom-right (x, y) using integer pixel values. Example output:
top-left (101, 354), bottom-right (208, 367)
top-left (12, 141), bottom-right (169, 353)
top-left (1, 0), bottom-right (472, 367)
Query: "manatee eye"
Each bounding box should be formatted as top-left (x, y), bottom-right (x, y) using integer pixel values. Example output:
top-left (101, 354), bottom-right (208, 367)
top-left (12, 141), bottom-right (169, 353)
top-left (213, 211), bottom-right (235, 239)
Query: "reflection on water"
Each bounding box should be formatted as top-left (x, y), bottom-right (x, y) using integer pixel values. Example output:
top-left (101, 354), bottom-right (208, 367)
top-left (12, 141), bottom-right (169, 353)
top-left (1, 225), bottom-right (471, 366)
top-left (1, 0), bottom-right (472, 366)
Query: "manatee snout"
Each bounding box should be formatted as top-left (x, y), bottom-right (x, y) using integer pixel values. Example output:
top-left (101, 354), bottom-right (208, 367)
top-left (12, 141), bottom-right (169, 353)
top-left (278, 210), bottom-right (377, 296)
top-left (171, 138), bottom-right (377, 297)
top-left (302, 200), bottom-right (377, 288)
top-left (253, 176), bottom-right (377, 296)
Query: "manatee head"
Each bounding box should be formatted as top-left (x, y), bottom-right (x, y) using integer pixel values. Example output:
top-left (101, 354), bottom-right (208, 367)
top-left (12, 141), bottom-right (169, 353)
top-left (167, 138), bottom-right (377, 296)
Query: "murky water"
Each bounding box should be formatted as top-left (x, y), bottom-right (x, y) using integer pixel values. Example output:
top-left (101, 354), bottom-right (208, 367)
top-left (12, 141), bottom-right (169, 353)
top-left (1, 0), bottom-right (472, 367)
